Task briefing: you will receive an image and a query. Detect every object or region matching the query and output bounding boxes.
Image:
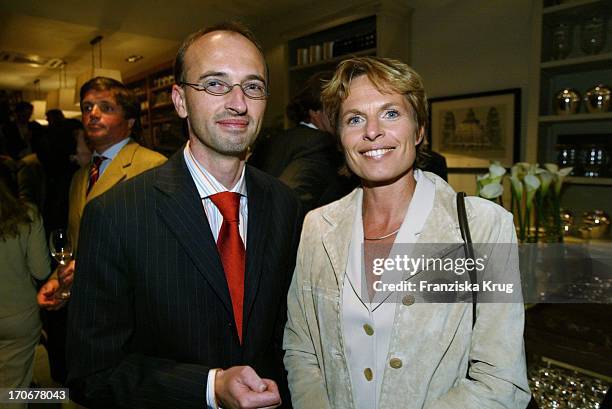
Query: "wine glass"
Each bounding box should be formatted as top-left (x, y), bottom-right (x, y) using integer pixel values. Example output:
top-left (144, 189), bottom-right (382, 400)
top-left (49, 229), bottom-right (73, 300)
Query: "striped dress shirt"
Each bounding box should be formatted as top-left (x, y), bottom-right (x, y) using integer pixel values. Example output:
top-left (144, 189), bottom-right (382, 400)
top-left (182, 141), bottom-right (248, 409)
top-left (183, 142), bottom-right (248, 243)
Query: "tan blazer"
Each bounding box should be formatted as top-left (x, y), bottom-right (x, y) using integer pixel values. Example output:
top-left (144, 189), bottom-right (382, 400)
top-left (68, 141), bottom-right (166, 248)
top-left (284, 171), bottom-right (531, 409)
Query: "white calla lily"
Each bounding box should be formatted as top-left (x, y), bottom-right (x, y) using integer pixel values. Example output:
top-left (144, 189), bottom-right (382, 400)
top-left (480, 183), bottom-right (503, 199)
top-left (510, 175), bottom-right (523, 200)
top-left (489, 162), bottom-right (506, 183)
top-left (544, 163), bottom-right (559, 173)
top-left (524, 174), bottom-right (541, 210)
top-left (544, 163), bottom-right (573, 195)
top-left (538, 170), bottom-right (554, 196)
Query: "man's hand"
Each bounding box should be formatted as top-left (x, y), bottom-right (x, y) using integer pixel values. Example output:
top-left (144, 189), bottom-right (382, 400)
top-left (37, 278), bottom-right (66, 310)
top-left (215, 366), bottom-right (281, 409)
top-left (57, 259), bottom-right (75, 286)
top-left (36, 260), bottom-right (75, 310)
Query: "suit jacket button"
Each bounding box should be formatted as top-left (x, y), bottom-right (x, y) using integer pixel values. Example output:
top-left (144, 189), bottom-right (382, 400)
top-left (389, 358), bottom-right (403, 369)
top-left (364, 368), bottom-right (373, 381)
top-left (402, 294), bottom-right (415, 306)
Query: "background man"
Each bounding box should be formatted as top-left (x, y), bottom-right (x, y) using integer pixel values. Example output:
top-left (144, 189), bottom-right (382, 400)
top-left (249, 72), bottom-right (339, 212)
top-left (37, 76), bottom-right (166, 382)
top-left (66, 22), bottom-right (302, 409)
top-left (0, 101), bottom-right (43, 159)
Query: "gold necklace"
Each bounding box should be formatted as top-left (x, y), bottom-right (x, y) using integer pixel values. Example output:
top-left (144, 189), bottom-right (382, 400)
top-left (364, 227), bottom-right (401, 241)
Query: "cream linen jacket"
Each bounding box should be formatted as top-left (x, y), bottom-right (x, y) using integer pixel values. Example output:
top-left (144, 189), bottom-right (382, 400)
top-left (283, 171), bottom-right (531, 409)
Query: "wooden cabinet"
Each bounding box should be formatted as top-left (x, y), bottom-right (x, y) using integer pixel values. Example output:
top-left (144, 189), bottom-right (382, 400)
top-left (125, 62), bottom-right (187, 156)
top-left (529, 0), bottom-right (612, 186)
top-left (284, 1), bottom-right (412, 103)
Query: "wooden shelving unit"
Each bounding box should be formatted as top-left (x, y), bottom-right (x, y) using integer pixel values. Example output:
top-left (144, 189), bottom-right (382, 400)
top-left (526, 5), bottom-right (612, 385)
top-left (124, 61), bottom-right (187, 157)
top-left (284, 2), bottom-right (412, 106)
top-left (539, 112), bottom-right (612, 122)
top-left (566, 176), bottom-right (612, 185)
top-left (530, 0), bottom-right (612, 187)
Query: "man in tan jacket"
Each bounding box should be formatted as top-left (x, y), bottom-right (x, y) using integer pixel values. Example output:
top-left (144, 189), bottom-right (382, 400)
top-left (38, 76), bottom-right (166, 306)
top-left (36, 77), bottom-right (166, 382)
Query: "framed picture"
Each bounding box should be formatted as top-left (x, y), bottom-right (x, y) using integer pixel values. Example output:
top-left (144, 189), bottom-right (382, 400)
top-left (428, 88), bottom-right (521, 170)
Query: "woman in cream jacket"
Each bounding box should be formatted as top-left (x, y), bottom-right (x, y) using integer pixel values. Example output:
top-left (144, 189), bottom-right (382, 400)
top-left (283, 56), bottom-right (531, 409)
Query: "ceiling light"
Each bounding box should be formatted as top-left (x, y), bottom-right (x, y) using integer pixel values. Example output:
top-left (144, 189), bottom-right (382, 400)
top-left (126, 55), bottom-right (143, 63)
top-left (47, 62), bottom-right (78, 114)
top-left (31, 79), bottom-right (47, 123)
top-left (74, 35), bottom-right (122, 105)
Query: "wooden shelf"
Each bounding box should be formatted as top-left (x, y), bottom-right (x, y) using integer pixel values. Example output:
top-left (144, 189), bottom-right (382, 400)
top-left (289, 48), bottom-right (376, 71)
top-left (566, 176), bottom-right (612, 185)
top-left (150, 83), bottom-right (173, 92)
top-left (542, 0), bottom-right (602, 14)
top-left (539, 112), bottom-right (612, 122)
top-left (525, 304), bottom-right (612, 377)
top-left (284, 7), bottom-right (411, 110)
top-left (541, 52), bottom-right (612, 72)
top-left (125, 60), bottom-right (185, 155)
top-left (150, 101), bottom-right (174, 110)
top-left (152, 116), bottom-right (180, 125)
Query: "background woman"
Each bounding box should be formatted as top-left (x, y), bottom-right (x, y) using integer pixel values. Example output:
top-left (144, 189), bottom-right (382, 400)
top-left (283, 56), bottom-right (530, 409)
top-left (0, 160), bottom-right (50, 390)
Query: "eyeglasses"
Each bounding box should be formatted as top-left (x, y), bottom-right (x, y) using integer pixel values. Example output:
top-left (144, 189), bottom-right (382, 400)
top-left (180, 78), bottom-right (268, 100)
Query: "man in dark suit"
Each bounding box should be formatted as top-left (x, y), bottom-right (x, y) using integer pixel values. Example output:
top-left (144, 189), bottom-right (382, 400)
top-left (249, 72), bottom-right (340, 212)
top-left (66, 22), bottom-right (302, 409)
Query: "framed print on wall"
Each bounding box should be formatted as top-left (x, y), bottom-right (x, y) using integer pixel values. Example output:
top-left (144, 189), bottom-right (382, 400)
top-left (428, 88), bottom-right (521, 170)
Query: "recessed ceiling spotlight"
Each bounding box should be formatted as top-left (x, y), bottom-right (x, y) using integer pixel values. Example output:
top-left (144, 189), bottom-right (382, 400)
top-left (125, 55), bottom-right (144, 63)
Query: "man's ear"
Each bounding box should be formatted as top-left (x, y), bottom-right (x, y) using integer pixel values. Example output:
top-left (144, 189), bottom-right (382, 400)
top-left (127, 118), bottom-right (135, 130)
top-left (308, 109), bottom-right (318, 123)
top-left (172, 84), bottom-right (188, 119)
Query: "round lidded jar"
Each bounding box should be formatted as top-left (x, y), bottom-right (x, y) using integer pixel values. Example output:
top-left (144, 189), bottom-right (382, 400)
top-left (554, 88), bottom-right (581, 115)
top-left (584, 84), bottom-right (611, 113)
top-left (580, 16), bottom-right (607, 55)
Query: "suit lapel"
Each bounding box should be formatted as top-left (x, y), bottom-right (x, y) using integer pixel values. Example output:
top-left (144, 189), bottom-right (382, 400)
top-left (73, 167), bottom-right (89, 213)
top-left (87, 141), bottom-right (139, 202)
top-left (69, 168), bottom-right (89, 246)
top-left (242, 166), bottom-right (271, 326)
top-left (154, 152), bottom-right (234, 317)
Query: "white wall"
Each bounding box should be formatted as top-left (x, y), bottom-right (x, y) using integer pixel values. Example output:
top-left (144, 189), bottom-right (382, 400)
top-left (409, 0), bottom-right (534, 195)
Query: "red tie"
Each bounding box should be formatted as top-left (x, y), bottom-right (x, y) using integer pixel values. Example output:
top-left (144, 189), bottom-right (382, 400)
top-left (209, 192), bottom-right (245, 344)
top-left (87, 156), bottom-right (107, 195)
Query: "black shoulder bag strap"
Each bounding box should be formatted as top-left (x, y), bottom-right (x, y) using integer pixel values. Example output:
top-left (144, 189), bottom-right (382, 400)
top-left (456, 192), bottom-right (477, 328)
top-left (457, 193), bottom-right (540, 408)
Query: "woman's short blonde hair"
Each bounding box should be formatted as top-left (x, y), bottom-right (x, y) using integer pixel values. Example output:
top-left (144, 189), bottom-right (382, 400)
top-left (321, 56), bottom-right (429, 166)
top-left (322, 56), bottom-right (428, 131)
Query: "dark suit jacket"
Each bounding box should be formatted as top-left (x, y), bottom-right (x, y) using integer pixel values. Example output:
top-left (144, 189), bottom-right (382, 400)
top-left (249, 125), bottom-right (339, 212)
top-left (66, 150), bottom-right (303, 408)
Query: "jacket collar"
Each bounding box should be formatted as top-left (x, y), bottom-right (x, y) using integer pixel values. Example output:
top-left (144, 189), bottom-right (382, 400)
top-left (87, 140), bottom-right (139, 201)
top-left (319, 171), bottom-right (468, 291)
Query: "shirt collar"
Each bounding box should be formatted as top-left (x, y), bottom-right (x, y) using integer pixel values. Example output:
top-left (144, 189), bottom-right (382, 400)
top-left (183, 141), bottom-right (247, 199)
top-left (94, 137), bottom-right (131, 161)
top-left (299, 121), bottom-right (318, 130)
top-left (403, 168), bottom-right (435, 236)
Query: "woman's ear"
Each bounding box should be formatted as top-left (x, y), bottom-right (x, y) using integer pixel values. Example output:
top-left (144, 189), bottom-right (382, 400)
top-left (415, 126), bottom-right (425, 145)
